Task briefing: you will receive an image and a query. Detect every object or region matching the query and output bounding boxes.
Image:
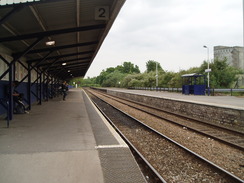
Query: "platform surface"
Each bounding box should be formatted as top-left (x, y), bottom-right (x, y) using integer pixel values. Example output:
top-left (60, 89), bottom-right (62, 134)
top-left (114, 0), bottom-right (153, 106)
top-left (107, 88), bottom-right (244, 110)
top-left (0, 89), bottom-right (146, 183)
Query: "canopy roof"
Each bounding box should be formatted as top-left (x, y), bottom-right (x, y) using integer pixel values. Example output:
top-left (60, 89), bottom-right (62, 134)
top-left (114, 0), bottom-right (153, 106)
top-left (0, 0), bottom-right (125, 80)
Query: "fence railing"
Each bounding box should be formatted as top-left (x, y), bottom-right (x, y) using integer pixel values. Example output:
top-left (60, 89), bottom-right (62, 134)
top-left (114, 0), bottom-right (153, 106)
top-left (210, 88), bottom-right (244, 96)
top-left (128, 87), bottom-right (244, 96)
top-left (128, 87), bottom-right (182, 92)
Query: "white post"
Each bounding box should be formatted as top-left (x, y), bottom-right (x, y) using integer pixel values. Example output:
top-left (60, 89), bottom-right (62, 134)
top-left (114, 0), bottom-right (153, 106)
top-left (207, 47), bottom-right (210, 89)
top-left (156, 62), bottom-right (158, 88)
top-left (203, 45), bottom-right (210, 95)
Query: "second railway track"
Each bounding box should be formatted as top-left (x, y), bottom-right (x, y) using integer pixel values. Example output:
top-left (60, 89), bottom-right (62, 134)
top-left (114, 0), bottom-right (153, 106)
top-left (85, 88), bottom-right (244, 182)
top-left (89, 88), bottom-right (244, 150)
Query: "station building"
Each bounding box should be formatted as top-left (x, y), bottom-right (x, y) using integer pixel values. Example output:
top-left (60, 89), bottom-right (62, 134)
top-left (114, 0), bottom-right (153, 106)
top-left (214, 46), bottom-right (244, 87)
top-left (214, 46), bottom-right (244, 70)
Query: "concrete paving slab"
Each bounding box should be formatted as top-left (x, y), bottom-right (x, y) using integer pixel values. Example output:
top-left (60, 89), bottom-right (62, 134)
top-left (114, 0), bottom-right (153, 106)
top-left (0, 90), bottom-right (96, 154)
top-left (0, 89), bottom-right (104, 183)
top-left (0, 88), bottom-right (146, 183)
top-left (0, 151), bottom-right (103, 183)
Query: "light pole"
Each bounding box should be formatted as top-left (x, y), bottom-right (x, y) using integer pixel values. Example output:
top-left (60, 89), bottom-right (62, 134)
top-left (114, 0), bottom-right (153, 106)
top-left (156, 62), bottom-right (158, 90)
top-left (203, 45), bottom-right (210, 96)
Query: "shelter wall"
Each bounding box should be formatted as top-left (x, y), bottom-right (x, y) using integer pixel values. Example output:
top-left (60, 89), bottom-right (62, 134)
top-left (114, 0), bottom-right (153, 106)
top-left (0, 81), bottom-right (40, 115)
top-left (0, 45), bottom-right (38, 82)
top-left (0, 47), bottom-right (12, 80)
top-left (1, 48), bottom-right (46, 115)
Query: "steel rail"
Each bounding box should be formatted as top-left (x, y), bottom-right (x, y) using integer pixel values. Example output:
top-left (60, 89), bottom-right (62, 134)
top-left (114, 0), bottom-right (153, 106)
top-left (90, 89), bottom-right (244, 150)
top-left (99, 89), bottom-right (244, 135)
top-left (87, 92), bottom-right (167, 183)
top-left (87, 89), bottom-right (244, 183)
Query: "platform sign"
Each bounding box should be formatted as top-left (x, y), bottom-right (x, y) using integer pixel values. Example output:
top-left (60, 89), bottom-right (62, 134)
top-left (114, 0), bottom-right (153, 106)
top-left (0, 0), bottom-right (40, 6)
top-left (205, 68), bottom-right (212, 73)
top-left (95, 6), bottom-right (109, 20)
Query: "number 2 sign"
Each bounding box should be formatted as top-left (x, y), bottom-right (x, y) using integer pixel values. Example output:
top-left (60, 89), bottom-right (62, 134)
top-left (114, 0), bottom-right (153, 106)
top-left (95, 6), bottom-right (109, 20)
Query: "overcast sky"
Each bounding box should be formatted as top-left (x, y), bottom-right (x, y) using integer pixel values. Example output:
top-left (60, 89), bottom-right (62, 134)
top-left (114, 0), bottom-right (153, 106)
top-left (85, 0), bottom-right (243, 78)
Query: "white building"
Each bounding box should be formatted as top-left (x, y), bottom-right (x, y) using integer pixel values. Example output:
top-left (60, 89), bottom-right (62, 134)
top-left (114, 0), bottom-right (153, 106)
top-left (214, 46), bottom-right (244, 71)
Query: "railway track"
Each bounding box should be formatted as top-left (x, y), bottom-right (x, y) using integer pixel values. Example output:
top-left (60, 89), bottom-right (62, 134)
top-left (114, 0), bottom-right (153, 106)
top-left (88, 88), bottom-right (244, 151)
top-left (86, 89), bottom-right (244, 183)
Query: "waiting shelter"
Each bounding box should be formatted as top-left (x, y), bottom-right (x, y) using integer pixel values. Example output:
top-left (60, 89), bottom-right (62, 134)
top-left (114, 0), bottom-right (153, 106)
top-left (181, 73), bottom-right (206, 95)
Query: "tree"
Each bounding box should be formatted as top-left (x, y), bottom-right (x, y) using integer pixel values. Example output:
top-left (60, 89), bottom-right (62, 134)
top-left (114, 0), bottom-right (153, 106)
top-left (106, 67), bottom-right (115, 73)
top-left (198, 58), bottom-right (242, 88)
top-left (96, 70), bottom-right (108, 85)
top-left (146, 60), bottom-right (164, 73)
top-left (81, 58), bottom-right (242, 89)
top-left (134, 65), bottom-right (140, 73)
top-left (141, 72), bottom-right (157, 87)
top-left (101, 70), bottom-right (126, 87)
top-left (115, 61), bottom-right (140, 74)
top-left (70, 77), bottom-right (98, 87)
top-left (121, 74), bottom-right (136, 88)
top-left (121, 73), bottom-right (144, 88)
top-left (159, 71), bottom-right (176, 87)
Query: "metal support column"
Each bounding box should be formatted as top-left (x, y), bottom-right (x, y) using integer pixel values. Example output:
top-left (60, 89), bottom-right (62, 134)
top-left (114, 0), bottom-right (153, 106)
top-left (50, 76), bottom-right (54, 98)
top-left (45, 74), bottom-right (49, 101)
top-left (1, 38), bottom-right (43, 121)
top-left (27, 63), bottom-right (31, 110)
top-left (39, 70), bottom-right (43, 105)
top-left (8, 64), bottom-right (14, 120)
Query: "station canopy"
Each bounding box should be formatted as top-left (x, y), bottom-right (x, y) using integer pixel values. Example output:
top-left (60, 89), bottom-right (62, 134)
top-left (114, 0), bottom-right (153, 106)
top-left (0, 0), bottom-right (125, 80)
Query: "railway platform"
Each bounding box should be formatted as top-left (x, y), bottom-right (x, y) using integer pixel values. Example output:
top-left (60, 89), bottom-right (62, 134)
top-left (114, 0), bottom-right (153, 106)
top-left (107, 88), bottom-right (244, 109)
top-left (104, 88), bottom-right (244, 128)
top-left (0, 88), bottom-right (146, 183)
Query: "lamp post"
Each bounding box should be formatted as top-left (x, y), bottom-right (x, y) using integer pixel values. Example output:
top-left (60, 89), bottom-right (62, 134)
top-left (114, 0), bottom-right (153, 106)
top-left (156, 62), bottom-right (158, 89)
top-left (242, 0), bottom-right (244, 88)
top-left (203, 45), bottom-right (210, 96)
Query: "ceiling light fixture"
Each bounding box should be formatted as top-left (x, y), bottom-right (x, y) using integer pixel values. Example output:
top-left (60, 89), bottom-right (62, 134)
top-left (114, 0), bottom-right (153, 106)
top-left (45, 40), bottom-right (55, 46)
top-left (62, 63), bottom-right (67, 66)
